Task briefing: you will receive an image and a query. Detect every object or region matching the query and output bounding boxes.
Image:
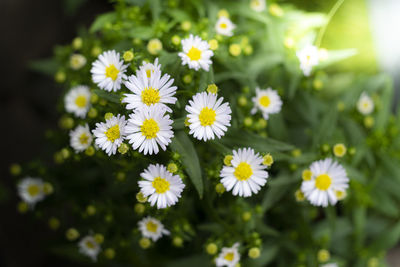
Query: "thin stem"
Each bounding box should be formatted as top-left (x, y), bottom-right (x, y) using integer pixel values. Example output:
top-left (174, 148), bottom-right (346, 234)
top-left (315, 0), bottom-right (345, 48)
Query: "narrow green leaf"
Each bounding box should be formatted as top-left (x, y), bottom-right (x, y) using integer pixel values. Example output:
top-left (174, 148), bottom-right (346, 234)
top-left (89, 12), bottom-right (116, 33)
top-left (170, 131), bottom-right (203, 198)
top-left (93, 89), bottom-right (121, 103)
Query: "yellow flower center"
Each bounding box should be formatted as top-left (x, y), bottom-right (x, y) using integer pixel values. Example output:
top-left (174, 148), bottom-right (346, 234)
top-left (259, 95), bottom-right (271, 107)
top-left (141, 87), bottom-right (160, 106)
top-left (220, 23), bottom-right (228, 29)
top-left (27, 184), bottom-right (40, 197)
top-left (187, 46), bottom-right (202, 61)
top-left (105, 64), bottom-right (119, 81)
top-left (234, 162), bottom-right (253, 181)
top-left (104, 125), bottom-right (120, 143)
top-left (79, 133), bottom-right (89, 144)
top-left (199, 107), bottom-right (216, 126)
top-left (75, 95), bottom-right (87, 108)
top-left (85, 241), bottom-right (95, 249)
top-left (146, 221), bottom-right (158, 233)
top-left (152, 177), bottom-right (170, 194)
top-left (224, 252), bottom-right (235, 261)
top-left (315, 174), bottom-right (332, 191)
top-left (141, 119), bottom-right (159, 139)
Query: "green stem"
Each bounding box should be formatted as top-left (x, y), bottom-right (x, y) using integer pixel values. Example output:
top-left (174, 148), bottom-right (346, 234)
top-left (315, 0), bottom-right (345, 48)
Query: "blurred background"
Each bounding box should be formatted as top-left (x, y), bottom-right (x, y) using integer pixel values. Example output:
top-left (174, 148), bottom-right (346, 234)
top-left (0, 0), bottom-right (398, 266)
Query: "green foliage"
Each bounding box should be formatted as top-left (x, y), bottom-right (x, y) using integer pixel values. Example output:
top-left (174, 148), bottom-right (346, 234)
top-left (16, 0), bottom-right (400, 266)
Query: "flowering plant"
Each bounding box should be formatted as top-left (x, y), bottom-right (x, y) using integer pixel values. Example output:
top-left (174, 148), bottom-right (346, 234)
top-left (13, 0), bottom-right (400, 266)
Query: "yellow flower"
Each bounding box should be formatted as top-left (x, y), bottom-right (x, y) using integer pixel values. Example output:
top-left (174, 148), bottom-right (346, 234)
top-left (295, 189), bottom-right (305, 201)
top-left (123, 50), bottom-right (134, 62)
top-left (104, 248), bottom-right (116, 259)
top-left (333, 143), bottom-right (347, 157)
top-left (207, 84), bottom-right (218, 94)
top-left (139, 237), bottom-right (151, 249)
top-left (147, 39), bottom-right (163, 55)
top-left (208, 39), bottom-right (219, 50)
top-left (242, 211), bottom-right (252, 221)
top-left (262, 153), bottom-right (273, 166)
top-left (224, 155), bottom-right (233, 166)
top-left (181, 21), bottom-right (191, 31)
top-left (206, 243), bottom-right (218, 255)
top-left (269, 3), bottom-right (284, 17)
top-left (218, 9), bottom-right (229, 18)
top-left (248, 247), bottom-right (261, 259)
top-left (66, 228), bottom-right (80, 241)
top-left (229, 44), bottom-right (242, 56)
top-left (317, 249), bottom-right (330, 262)
top-left (302, 169), bottom-right (312, 181)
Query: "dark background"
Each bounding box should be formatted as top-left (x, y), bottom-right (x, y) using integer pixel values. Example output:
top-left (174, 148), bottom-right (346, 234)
top-left (0, 0), bottom-right (110, 266)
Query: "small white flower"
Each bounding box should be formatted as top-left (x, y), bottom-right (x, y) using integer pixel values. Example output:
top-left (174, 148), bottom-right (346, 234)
top-left (138, 164), bottom-right (185, 209)
top-left (64, 85), bottom-right (91, 118)
top-left (215, 17), bottom-right (236, 37)
top-left (178, 34), bottom-right (214, 71)
top-left (185, 92), bottom-right (231, 141)
top-left (220, 148), bottom-right (269, 197)
top-left (251, 87), bottom-right (282, 120)
top-left (216, 243), bottom-right (241, 267)
top-left (138, 216), bottom-right (170, 242)
top-left (357, 92), bottom-right (374, 115)
top-left (137, 58), bottom-right (161, 80)
top-left (92, 114), bottom-right (127, 156)
top-left (250, 0), bottom-right (266, 12)
top-left (69, 54), bottom-right (87, 70)
top-left (69, 124), bottom-right (93, 153)
top-left (123, 60), bottom-right (177, 113)
top-left (78, 235), bottom-right (101, 261)
top-left (125, 105), bottom-right (174, 155)
top-left (91, 50), bottom-right (128, 92)
top-left (296, 45), bottom-right (319, 76)
top-left (301, 158), bottom-right (349, 207)
top-left (18, 177), bottom-right (46, 207)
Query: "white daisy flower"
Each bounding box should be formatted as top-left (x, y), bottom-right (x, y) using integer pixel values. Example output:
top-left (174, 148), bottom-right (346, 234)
top-left (301, 158), bottom-right (349, 207)
top-left (122, 61), bottom-right (177, 113)
top-left (69, 54), bottom-right (87, 70)
top-left (215, 17), bottom-right (236, 37)
top-left (125, 105), bottom-right (173, 155)
top-left (250, 0), bottom-right (266, 12)
top-left (357, 92), bottom-right (374, 115)
top-left (220, 148), bottom-right (269, 197)
top-left (18, 177), bottom-right (46, 207)
top-left (69, 124), bottom-right (93, 153)
top-left (215, 243), bottom-right (241, 267)
top-left (178, 34), bottom-right (214, 71)
top-left (92, 114), bottom-right (127, 156)
top-left (185, 92), bottom-right (231, 141)
top-left (139, 164), bottom-right (185, 209)
top-left (64, 85), bottom-right (91, 118)
top-left (90, 50), bottom-right (128, 92)
top-left (137, 58), bottom-right (161, 80)
top-left (296, 45), bottom-right (319, 76)
top-left (138, 216), bottom-right (170, 242)
top-left (251, 87), bottom-right (283, 120)
top-left (78, 235), bottom-right (101, 261)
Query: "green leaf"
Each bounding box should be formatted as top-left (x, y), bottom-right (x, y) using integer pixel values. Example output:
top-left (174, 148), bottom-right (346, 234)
top-left (89, 12), bottom-right (116, 33)
top-left (170, 131), bottom-right (203, 198)
top-left (149, 0), bottom-right (161, 21)
top-left (317, 49), bottom-right (358, 69)
top-left (93, 89), bottom-right (121, 103)
top-left (370, 221), bottom-right (400, 251)
top-left (172, 117), bottom-right (186, 130)
top-left (28, 59), bottom-right (59, 76)
top-left (217, 129), bottom-right (294, 153)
